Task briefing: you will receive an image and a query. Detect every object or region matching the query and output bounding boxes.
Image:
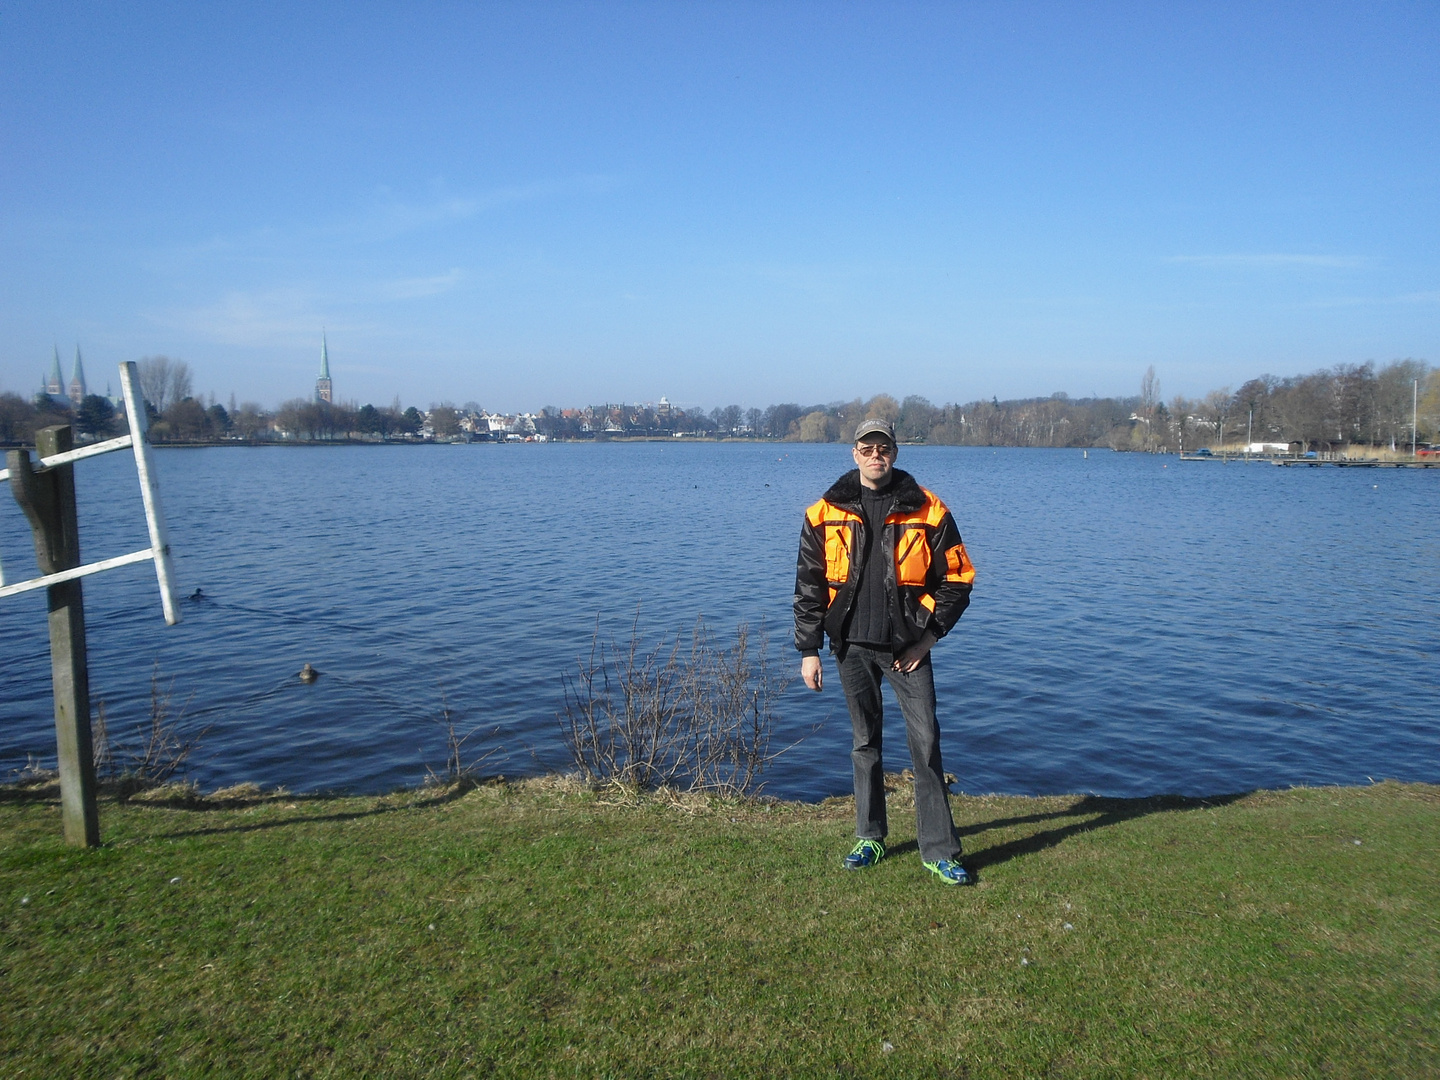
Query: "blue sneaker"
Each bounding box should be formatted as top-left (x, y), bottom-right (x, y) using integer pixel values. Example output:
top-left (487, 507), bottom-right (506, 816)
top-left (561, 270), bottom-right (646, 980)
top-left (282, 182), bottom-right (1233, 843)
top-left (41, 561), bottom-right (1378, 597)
top-left (924, 859), bottom-right (971, 886)
top-left (843, 838), bottom-right (885, 870)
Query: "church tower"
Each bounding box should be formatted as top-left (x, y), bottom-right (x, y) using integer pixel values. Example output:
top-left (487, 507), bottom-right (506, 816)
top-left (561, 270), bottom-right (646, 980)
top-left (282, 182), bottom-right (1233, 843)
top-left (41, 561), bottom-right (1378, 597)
top-left (45, 345), bottom-right (63, 396)
top-left (68, 345), bottom-right (88, 406)
top-left (315, 333), bottom-right (333, 403)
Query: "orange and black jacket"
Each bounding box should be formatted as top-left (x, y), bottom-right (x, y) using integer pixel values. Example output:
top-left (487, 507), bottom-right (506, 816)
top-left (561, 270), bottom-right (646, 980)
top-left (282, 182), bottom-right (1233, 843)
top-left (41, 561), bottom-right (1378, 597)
top-left (793, 468), bottom-right (975, 657)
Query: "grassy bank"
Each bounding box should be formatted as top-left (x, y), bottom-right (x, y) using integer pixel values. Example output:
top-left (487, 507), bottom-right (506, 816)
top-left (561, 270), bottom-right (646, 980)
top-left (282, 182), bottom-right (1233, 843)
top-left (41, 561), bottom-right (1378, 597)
top-left (2, 778), bottom-right (1437, 1077)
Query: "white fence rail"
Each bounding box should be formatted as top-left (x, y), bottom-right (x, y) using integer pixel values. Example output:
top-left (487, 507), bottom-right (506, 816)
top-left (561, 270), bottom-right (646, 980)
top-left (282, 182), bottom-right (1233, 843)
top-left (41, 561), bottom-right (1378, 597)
top-left (0, 361), bottom-right (181, 624)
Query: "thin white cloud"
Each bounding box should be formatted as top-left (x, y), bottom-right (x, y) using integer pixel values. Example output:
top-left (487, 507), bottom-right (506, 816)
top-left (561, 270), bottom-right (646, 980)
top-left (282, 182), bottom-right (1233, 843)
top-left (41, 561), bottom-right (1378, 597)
top-left (147, 266), bottom-right (470, 344)
top-left (379, 268), bottom-right (464, 300)
top-left (150, 174), bottom-right (622, 264)
top-left (1302, 289), bottom-right (1440, 309)
top-left (144, 287), bottom-right (347, 347)
top-left (1164, 253), bottom-right (1375, 269)
top-left (352, 174), bottom-right (620, 242)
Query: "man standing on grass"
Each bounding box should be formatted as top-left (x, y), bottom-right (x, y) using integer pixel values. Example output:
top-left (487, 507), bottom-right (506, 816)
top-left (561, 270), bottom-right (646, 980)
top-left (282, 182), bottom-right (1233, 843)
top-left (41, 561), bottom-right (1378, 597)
top-left (793, 418), bottom-right (976, 885)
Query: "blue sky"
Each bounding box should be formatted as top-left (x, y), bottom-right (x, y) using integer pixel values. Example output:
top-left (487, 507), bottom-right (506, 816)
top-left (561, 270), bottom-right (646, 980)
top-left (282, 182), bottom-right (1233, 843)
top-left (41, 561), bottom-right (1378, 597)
top-left (2, 2), bottom-right (1436, 411)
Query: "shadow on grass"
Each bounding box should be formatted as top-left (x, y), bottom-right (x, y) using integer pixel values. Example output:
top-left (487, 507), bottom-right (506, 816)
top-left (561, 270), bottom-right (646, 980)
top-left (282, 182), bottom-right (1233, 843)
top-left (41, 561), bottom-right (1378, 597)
top-left (959, 793), bottom-right (1252, 875)
top-left (148, 783), bottom-right (486, 841)
top-left (0, 781), bottom-right (61, 804)
top-left (5, 781), bottom-right (1252, 865)
top-left (0, 780), bottom-right (485, 841)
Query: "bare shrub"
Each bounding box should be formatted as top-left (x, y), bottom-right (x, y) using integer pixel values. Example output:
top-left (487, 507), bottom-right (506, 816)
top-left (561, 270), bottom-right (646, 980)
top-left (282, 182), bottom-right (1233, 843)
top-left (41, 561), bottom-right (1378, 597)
top-left (559, 616), bottom-right (793, 797)
top-left (423, 692), bottom-right (500, 789)
top-left (92, 699), bottom-right (112, 777)
top-left (95, 664), bottom-right (209, 797)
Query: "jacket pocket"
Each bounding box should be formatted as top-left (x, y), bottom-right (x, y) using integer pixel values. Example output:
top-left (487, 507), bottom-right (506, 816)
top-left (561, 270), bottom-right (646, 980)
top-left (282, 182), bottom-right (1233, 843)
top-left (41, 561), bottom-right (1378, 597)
top-left (824, 524), bottom-right (853, 584)
top-left (894, 526), bottom-right (931, 586)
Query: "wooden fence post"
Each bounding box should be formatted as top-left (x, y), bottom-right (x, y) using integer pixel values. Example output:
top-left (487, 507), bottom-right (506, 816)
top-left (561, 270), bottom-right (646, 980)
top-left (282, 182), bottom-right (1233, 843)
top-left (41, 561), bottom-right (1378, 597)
top-left (7, 425), bottom-right (100, 847)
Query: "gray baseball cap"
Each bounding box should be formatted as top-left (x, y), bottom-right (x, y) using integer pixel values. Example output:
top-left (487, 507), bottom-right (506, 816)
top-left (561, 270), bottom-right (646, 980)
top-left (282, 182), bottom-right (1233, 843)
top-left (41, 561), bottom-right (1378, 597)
top-left (853, 418), bottom-right (897, 445)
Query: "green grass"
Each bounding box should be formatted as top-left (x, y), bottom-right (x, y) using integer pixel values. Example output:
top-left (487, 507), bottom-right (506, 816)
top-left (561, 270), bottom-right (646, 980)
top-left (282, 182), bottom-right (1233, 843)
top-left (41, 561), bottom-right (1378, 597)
top-left (2, 777), bottom-right (1437, 1077)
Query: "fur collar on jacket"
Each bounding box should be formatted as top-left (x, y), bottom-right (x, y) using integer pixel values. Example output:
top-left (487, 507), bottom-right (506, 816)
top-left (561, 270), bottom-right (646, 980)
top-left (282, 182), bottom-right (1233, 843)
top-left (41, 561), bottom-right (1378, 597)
top-left (822, 468), bottom-right (926, 513)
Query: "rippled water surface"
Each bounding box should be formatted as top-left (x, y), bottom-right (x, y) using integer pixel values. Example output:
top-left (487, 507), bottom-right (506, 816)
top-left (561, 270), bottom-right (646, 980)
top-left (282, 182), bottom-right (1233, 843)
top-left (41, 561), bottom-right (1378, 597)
top-left (2, 443), bottom-right (1436, 799)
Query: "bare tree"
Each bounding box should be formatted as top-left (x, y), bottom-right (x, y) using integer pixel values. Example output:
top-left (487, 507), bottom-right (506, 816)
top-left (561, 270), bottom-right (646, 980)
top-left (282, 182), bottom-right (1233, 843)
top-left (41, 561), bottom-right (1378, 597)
top-left (137, 357), bottom-right (192, 413)
top-left (429, 404), bottom-right (461, 438)
top-left (0, 391), bottom-right (37, 442)
top-left (1199, 388), bottom-right (1233, 449)
top-left (1374, 360), bottom-right (1427, 449)
top-left (232, 402), bottom-right (270, 440)
top-left (1168, 395), bottom-right (1193, 450)
top-left (1421, 369), bottom-right (1440, 442)
top-left (710, 404), bottom-right (742, 435)
top-left (762, 403), bottom-right (802, 438)
top-left (1331, 362), bottom-right (1376, 445)
top-left (897, 396), bottom-right (939, 442)
top-left (1233, 378), bottom-right (1275, 446)
top-left (1140, 366), bottom-right (1160, 417)
top-left (138, 357), bottom-right (173, 412)
top-left (170, 362), bottom-right (193, 407)
top-left (274, 398), bottom-right (311, 439)
top-left (1270, 373), bottom-right (1333, 450)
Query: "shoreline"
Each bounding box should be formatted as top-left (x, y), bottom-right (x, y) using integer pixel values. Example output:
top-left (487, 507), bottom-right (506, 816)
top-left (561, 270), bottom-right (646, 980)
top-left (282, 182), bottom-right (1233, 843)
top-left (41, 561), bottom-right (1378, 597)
top-left (4, 769), bottom-right (1432, 812)
top-left (7, 436), bottom-right (1433, 462)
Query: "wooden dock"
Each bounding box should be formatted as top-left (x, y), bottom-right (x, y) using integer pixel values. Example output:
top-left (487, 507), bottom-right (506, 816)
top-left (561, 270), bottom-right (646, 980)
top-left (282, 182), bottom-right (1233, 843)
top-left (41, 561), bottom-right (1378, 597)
top-left (1178, 453), bottom-right (1440, 468)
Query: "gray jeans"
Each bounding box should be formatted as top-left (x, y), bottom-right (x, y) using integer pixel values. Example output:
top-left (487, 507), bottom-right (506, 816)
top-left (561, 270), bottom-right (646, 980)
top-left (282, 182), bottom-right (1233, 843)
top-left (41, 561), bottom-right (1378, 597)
top-left (837, 645), bottom-right (961, 864)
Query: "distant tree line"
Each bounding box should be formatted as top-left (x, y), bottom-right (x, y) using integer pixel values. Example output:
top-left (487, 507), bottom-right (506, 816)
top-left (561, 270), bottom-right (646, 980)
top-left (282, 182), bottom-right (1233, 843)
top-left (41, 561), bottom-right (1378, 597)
top-left (1123, 359), bottom-right (1437, 453)
top-left (0, 357), bottom-right (239, 445)
top-left (531, 402), bottom-right (756, 439)
top-left (726, 359), bottom-right (1438, 452)
top-left (2, 357), bottom-right (1435, 451)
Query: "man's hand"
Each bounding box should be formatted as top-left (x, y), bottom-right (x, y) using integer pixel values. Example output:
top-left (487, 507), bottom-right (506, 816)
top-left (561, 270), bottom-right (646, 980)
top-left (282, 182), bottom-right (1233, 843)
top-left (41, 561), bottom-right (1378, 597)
top-left (892, 632), bottom-right (937, 674)
top-left (801, 654), bottom-right (824, 692)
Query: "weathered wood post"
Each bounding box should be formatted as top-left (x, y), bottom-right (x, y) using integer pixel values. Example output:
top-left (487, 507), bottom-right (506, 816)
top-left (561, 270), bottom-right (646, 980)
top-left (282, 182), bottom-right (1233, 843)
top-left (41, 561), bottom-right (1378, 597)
top-left (7, 425), bottom-right (101, 846)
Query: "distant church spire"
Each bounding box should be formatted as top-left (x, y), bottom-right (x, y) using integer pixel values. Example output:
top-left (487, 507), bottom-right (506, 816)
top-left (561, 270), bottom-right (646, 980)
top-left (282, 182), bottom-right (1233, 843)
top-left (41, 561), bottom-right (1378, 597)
top-left (46, 345), bottom-right (63, 396)
top-left (69, 345), bottom-right (88, 406)
top-left (315, 332), bottom-right (333, 403)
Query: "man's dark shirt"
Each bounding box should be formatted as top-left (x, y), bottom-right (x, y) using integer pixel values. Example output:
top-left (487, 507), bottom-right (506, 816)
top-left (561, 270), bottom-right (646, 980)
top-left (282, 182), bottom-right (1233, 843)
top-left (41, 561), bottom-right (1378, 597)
top-left (847, 481), bottom-right (894, 647)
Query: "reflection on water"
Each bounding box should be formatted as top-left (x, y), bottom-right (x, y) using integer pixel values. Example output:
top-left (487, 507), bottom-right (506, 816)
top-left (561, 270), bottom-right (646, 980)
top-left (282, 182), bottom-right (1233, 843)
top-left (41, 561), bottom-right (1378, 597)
top-left (2, 443), bottom-right (1436, 799)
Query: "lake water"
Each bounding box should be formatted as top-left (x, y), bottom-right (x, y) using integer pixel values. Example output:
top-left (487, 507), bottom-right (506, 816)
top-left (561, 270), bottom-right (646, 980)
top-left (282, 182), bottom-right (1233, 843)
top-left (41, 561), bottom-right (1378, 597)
top-left (2, 443), bottom-right (1436, 801)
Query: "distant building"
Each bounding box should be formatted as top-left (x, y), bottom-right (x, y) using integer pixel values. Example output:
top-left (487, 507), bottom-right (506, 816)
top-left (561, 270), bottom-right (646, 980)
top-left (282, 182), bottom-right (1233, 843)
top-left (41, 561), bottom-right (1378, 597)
top-left (37, 345), bottom-right (77, 407)
top-left (43, 345), bottom-right (63, 397)
top-left (315, 334), bottom-right (334, 403)
top-left (68, 345), bottom-right (88, 406)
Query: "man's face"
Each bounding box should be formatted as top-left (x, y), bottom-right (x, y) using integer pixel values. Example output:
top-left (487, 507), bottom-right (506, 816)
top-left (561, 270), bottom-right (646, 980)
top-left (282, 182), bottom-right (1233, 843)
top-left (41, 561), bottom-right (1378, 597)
top-left (852, 436), bottom-right (897, 488)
